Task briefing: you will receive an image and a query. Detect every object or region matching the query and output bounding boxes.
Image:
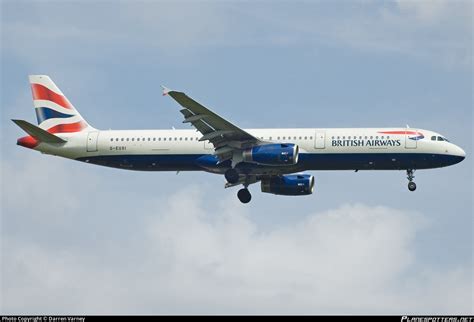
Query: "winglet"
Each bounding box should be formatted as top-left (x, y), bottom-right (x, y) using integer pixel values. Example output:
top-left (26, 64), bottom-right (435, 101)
top-left (161, 85), bottom-right (171, 96)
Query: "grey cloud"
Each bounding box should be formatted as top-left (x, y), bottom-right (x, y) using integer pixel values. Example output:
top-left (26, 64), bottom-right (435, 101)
top-left (2, 174), bottom-right (472, 314)
top-left (2, 2), bottom-right (471, 68)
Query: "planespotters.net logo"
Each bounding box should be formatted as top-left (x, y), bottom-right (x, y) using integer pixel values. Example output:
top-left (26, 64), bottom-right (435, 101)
top-left (402, 317), bottom-right (474, 322)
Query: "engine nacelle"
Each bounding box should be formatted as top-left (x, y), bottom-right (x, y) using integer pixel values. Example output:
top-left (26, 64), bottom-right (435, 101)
top-left (242, 143), bottom-right (299, 166)
top-left (261, 174), bottom-right (315, 196)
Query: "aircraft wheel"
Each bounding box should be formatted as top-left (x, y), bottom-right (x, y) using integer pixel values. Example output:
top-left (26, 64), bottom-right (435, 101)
top-left (237, 188), bottom-right (252, 204)
top-left (408, 181), bottom-right (417, 192)
top-left (225, 168), bottom-right (240, 184)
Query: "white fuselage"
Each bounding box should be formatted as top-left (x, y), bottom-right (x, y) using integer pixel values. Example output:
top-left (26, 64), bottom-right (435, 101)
top-left (31, 127), bottom-right (466, 174)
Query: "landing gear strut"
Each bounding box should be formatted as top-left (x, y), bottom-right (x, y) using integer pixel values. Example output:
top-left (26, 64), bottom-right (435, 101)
top-left (237, 188), bottom-right (252, 204)
top-left (407, 169), bottom-right (416, 192)
top-left (225, 168), bottom-right (239, 184)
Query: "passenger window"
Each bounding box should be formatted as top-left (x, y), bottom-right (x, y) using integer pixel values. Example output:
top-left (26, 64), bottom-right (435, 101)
top-left (163, 138), bottom-right (166, 141)
top-left (110, 138), bottom-right (113, 142)
top-left (153, 138), bottom-right (156, 141)
top-left (126, 138), bottom-right (129, 141)
top-left (299, 136), bottom-right (302, 140)
top-left (179, 137), bottom-right (182, 141)
top-left (294, 136), bottom-right (297, 140)
top-left (269, 137), bottom-right (272, 140)
top-left (185, 137), bottom-right (188, 141)
top-left (121, 138), bottom-right (124, 142)
top-left (310, 136), bottom-right (313, 140)
top-left (132, 138), bottom-right (135, 141)
top-left (304, 136), bottom-right (307, 140)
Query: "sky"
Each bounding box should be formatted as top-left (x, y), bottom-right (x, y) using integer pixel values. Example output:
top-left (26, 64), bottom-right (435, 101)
top-left (1, 0), bottom-right (473, 315)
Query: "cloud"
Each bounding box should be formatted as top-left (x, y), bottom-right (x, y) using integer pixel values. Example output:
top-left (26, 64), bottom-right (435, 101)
top-left (2, 1), bottom-right (471, 69)
top-left (2, 181), bottom-right (472, 314)
top-left (394, 0), bottom-right (466, 24)
top-left (289, 0), bottom-right (473, 69)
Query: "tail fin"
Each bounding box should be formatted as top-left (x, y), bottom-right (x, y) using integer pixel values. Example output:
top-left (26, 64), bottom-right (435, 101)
top-left (29, 75), bottom-right (94, 133)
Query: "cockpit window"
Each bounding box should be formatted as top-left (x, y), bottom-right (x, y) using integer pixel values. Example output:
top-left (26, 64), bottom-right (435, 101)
top-left (431, 136), bottom-right (436, 141)
top-left (436, 136), bottom-right (449, 142)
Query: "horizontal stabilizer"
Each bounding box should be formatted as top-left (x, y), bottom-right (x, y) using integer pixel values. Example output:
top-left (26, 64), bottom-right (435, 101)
top-left (12, 119), bottom-right (66, 143)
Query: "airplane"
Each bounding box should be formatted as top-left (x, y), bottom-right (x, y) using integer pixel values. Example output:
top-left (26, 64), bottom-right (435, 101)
top-left (13, 75), bottom-right (466, 203)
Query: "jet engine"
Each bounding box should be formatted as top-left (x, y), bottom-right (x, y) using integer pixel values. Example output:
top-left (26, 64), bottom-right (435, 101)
top-left (242, 143), bottom-right (299, 166)
top-left (261, 174), bottom-right (315, 196)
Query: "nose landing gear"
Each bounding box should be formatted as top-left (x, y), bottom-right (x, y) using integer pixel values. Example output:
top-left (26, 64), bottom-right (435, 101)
top-left (407, 169), bottom-right (416, 191)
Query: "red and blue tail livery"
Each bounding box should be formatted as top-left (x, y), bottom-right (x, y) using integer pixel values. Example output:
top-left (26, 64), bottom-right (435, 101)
top-left (29, 75), bottom-right (90, 134)
top-left (13, 75), bottom-right (465, 203)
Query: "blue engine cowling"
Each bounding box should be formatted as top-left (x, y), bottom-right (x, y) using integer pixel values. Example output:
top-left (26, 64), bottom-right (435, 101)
top-left (242, 143), bottom-right (299, 166)
top-left (261, 174), bottom-right (315, 196)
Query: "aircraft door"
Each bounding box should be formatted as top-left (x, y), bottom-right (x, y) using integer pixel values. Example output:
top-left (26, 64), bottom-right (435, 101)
top-left (87, 131), bottom-right (99, 152)
top-left (405, 130), bottom-right (417, 149)
top-left (314, 131), bottom-right (326, 149)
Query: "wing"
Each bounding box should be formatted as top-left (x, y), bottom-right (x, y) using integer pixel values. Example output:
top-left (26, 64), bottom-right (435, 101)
top-left (163, 86), bottom-right (262, 161)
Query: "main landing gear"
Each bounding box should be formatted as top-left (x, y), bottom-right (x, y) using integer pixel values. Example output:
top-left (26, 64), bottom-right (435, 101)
top-left (225, 168), bottom-right (239, 184)
top-left (407, 169), bottom-right (417, 192)
top-left (237, 188), bottom-right (252, 204)
top-left (225, 168), bottom-right (252, 203)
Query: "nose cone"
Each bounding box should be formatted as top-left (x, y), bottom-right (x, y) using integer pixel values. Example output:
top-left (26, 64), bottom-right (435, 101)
top-left (450, 145), bottom-right (466, 165)
top-left (455, 146), bottom-right (466, 158)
